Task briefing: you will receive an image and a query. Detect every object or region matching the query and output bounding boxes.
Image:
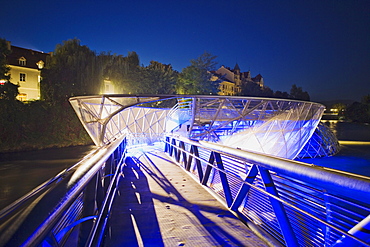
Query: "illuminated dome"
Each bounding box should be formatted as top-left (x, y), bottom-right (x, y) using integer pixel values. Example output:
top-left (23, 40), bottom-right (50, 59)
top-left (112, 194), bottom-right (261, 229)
top-left (296, 122), bottom-right (340, 159)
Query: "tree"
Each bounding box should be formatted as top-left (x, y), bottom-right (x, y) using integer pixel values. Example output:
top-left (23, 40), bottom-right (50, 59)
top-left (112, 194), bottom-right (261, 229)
top-left (0, 82), bottom-right (19, 100)
top-left (0, 38), bottom-right (19, 100)
top-left (289, 84), bottom-right (310, 101)
top-left (345, 101), bottom-right (370, 123)
top-left (331, 102), bottom-right (346, 116)
top-left (239, 81), bottom-right (262, 97)
top-left (132, 61), bottom-right (177, 94)
top-left (176, 51), bottom-right (218, 94)
top-left (260, 86), bottom-right (274, 97)
top-left (274, 90), bottom-right (290, 99)
top-left (100, 51), bottom-right (140, 94)
top-left (344, 95), bottom-right (370, 123)
top-left (0, 38), bottom-right (10, 81)
top-left (361, 94), bottom-right (370, 121)
top-left (238, 82), bottom-right (273, 97)
top-left (362, 94), bottom-right (370, 105)
top-left (41, 39), bottom-right (102, 102)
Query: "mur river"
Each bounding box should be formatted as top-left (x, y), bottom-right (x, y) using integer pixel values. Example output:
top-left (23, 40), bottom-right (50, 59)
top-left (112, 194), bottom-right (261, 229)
top-left (0, 121), bottom-right (370, 210)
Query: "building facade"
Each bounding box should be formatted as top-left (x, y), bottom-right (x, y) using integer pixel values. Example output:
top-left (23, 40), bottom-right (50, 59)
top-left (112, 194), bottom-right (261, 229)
top-left (4, 42), bottom-right (50, 101)
top-left (212, 64), bottom-right (264, 96)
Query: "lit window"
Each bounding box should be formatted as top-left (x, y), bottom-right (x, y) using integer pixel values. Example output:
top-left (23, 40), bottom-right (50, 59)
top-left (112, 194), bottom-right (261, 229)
top-left (36, 60), bottom-right (44, 69)
top-left (20, 73), bottom-right (26, 82)
top-left (19, 57), bottom-right (26, 66)
top-left (17, 93), bottom-right (27, 101)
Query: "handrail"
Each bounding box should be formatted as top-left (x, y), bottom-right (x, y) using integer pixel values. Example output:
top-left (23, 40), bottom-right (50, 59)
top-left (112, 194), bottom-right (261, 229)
top-left (164, 134), bottom-right (370, 247)
top-left (0, 147), bottom-right (98, 219)
top-left (85, 139), bottom-right (127, 246)
top-left (0, 136), bottom-right (127, 246)
top-left (0, 94), bottom-right (346, 246)
top-left (200, 141), bottom-right (370, 202)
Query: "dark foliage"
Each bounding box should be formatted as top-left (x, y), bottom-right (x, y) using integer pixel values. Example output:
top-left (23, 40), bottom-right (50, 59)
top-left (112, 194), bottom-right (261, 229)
top-left (0, 82), bottom-right (19, 100)
top-left (345, 95), bottom-right (370, 123)
top-left (0, 38), bottom-right (10, 81)
top-left (289, 84), bottom-right (310, 101)
top-left (176, 52), bottom-right (219, 94)
top-left (0, 100), bottom-right (92, 153)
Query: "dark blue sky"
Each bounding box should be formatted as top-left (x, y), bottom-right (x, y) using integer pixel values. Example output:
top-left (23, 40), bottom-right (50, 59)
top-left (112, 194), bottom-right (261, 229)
top-left (1, 0), bottom-right (369, 102)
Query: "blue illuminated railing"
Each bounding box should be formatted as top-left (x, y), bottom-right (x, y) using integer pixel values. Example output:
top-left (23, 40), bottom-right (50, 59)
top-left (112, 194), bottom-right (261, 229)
top-left (0, 136), bottom-right (127, 246)
top-left (0, 133), bottom-right (368, 246)
top-left (164, 135), bottom-right (370, 247)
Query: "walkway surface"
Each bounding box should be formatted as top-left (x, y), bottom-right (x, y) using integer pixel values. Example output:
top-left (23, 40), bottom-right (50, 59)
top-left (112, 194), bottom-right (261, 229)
top-left (104, 146), bottom-right (269, 247)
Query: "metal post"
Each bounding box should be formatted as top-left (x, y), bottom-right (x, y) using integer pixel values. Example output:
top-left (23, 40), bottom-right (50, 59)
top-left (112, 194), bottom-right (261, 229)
top-left (173, 138), bottom-right (178, 158)
top-left (230, 164), bottom-right (258, 211)
top-left (192, 145), bottom-right (203, 181)
top-left (333, 214), bottom-right (370, 246)
top-left (185, 145), bottom-right (194, 171)
top-left (201, 152), bottom-right (214, 185)
top-left (258, 167), bottom-right (299, 247)
top-left (78, 174), bottom-right (98, 246)
top-left (165, 136), bottom-right (170, 152)
top-left (214, 152), bottom-right (233, 207)
top-left (179, 141), bottom-right (187, 168)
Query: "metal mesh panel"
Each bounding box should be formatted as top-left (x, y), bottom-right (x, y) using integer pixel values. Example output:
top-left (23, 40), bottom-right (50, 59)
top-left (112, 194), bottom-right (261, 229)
top-left (50, 192), bottom-right (84, 244)
top-left (165, 136), bottom-right (370, 246)
top-left (297, 122), bottom-right (340, 158)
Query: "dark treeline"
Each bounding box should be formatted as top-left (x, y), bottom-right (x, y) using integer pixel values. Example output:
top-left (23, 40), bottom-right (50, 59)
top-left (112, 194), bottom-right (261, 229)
top-left (237, 82), bottom-right (310, 101)
top-left (41, 39), bottom-right (179, 101)
top-left (0, 38), bottom-right (182, 152)
top-left (0, 100), bottom-right (91, 152)
top-left (39, 39), bottom-right (311, 101)
top-left (0, 38), bottom-right (313, 152)
top-left (345, 95), bottom-right (370, 123)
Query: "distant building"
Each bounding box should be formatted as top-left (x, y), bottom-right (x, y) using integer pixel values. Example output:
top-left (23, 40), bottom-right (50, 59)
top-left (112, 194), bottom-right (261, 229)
top-left (4, 42), bottom-right (50, 101)
top-left (211, 64), bottom-right (264, 96)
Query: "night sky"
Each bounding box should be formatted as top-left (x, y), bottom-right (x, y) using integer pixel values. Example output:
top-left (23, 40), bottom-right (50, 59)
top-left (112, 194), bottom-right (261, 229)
top-left (1, 0), bottom-right (369, 102)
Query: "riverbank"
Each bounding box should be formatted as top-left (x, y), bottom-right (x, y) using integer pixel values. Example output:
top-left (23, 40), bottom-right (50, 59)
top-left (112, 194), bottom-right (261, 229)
top-left (0, 100), bottom-right (93, 153)
top-left (298, 120), bottom-right (370, 177)
top-left (0, 141), bottom-right (93, 154)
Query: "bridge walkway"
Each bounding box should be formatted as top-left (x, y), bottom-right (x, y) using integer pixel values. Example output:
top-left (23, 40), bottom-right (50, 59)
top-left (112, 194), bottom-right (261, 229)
top-left (104, 146), bottom-right (269, 247)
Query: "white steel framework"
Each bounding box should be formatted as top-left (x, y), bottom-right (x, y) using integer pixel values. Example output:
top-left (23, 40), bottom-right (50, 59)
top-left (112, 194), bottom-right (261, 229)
top-left (69, 95), bottom-right (331, 159)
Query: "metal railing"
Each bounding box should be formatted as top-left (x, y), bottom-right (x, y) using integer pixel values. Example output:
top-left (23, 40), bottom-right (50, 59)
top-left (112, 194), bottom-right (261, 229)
top-left (0, 94), bottom-right (362, 246)
top-left (0, 136), bottom-right (127, 247)
top-left (164, 135), bottom-right (370, 247)
top-left (1, 133), bottom-right (369, 246)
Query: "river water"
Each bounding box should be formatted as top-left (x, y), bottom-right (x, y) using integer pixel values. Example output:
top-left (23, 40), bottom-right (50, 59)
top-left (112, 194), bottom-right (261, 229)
top-left (303, 121), bottom-right (370, 177)
top-left (0, 145), bottom-right (96, 210)
top-left (0, 121), bottom-right (369, 210)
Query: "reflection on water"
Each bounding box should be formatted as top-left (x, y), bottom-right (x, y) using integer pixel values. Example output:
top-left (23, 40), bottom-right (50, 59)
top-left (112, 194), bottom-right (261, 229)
top-left (300, 144), bottom-right (370, 177)
top-left (299, 120), bottom-right (370, 177)
top-left (0, 145), bottom-right (96, 210)
top-left (323, 120), bottom-right (338, 137)
top-left (321, 120), bottom-right (370, 141)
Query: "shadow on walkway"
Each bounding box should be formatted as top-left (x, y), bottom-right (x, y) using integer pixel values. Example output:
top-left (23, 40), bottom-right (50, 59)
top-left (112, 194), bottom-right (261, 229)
top-left (104, 147), bottom-right (266, 246)
top-left (104, 156), bottom-right (164, 247)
